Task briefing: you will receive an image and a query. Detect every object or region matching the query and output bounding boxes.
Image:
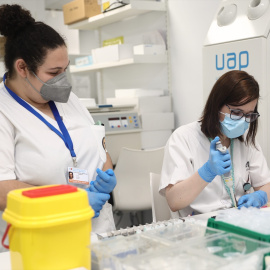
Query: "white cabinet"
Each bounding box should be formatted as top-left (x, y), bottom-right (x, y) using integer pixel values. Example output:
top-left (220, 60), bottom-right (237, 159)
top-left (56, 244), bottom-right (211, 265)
top-left (68, 0), bottom-right (172, 158)
top-left (68, 0), bottom-right (169, 104)
top-left (68, 1), bottom-right (166, 31)
top-left (69, 54), bottom-right (167, 73)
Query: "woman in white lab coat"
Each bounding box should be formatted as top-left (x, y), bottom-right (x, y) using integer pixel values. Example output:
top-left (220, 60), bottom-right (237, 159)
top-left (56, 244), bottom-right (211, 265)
top-left (0, 4), bottom-right (116, 251)
top-left (160, 70), bottom-right (270, 217)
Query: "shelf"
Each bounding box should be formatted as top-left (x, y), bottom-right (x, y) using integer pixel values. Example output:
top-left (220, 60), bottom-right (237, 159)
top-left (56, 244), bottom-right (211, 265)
top-left (68, 54), bottom-right (88, 65)
top-left (69, 54), bottom-right (167, 74)
top-left (68, 1), bottom-right (166, 30)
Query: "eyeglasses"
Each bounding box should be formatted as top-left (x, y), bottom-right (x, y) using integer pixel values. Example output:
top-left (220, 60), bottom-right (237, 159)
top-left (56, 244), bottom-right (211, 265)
top-left (220, 104), bottom-right (260, 123)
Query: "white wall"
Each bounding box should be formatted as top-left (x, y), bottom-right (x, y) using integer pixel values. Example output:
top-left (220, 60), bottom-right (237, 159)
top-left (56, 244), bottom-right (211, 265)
top-left (0, 0), bottom-right (43, 76)
top-left (167, 0), bottom-right (220, 127)
top-left (0, 0), bottom-right (45, 20)
top-left (0, 0), bottom-right (221, 128)
top-left (45, 10), bottom-right (79, 55)
top-left (0, 0), bottom-right (80, 81)
top-left (0, 0), bottom-right (79, 54)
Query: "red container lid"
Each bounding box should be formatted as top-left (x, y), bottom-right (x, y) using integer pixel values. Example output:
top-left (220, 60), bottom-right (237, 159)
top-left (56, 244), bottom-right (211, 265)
top-left (22, 185), bottom-right (77, 198)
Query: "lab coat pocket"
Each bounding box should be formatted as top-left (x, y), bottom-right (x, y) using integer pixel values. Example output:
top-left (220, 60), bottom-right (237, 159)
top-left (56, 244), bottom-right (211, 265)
top-left (90, 125), bottom-right (106, 163)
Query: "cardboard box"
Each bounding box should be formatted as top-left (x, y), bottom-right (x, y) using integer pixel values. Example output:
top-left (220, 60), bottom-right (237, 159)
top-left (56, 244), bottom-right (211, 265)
top-left (63, 0), bottom-right (101, 25)
top-left (0, 36), bottom-right (6, 60)
top-left (92, 44), bottom-right (133, 64)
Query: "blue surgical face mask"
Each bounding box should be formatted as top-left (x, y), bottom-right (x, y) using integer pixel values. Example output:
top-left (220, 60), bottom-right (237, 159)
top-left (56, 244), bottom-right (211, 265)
top-left (220, 113), bottom-right (250, 138)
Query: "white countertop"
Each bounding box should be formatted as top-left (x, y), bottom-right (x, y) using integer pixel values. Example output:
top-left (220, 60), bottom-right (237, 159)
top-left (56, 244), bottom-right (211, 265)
top-left (0, 251), bottom-right (10, 270)
top-left (0, 209), bottom-right (260, 269)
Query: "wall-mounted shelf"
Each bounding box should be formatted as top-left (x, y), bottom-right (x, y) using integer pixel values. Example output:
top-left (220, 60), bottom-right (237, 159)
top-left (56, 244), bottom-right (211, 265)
top-left (68, 54), bottom-right (88, 65)
top-left (68, 1), bottom-right (166, 30)
top-left (69, 54), bottom-right (167, 75)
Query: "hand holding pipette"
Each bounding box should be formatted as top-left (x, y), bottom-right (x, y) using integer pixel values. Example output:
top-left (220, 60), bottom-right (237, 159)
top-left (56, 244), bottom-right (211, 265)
top-left (198, 136), bottom-right (232, 183)
top-left (215, 139), bottom-right (237, 208)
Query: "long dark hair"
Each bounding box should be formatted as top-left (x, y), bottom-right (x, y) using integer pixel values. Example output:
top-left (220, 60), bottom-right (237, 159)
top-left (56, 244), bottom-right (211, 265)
top-left (200, 70), bottom-right (259, 146)
top-left (0, 4), bottom-right (66, 78)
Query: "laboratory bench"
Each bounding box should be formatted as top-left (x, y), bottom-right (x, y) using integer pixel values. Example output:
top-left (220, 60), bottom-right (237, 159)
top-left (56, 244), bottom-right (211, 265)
top-left (1, 209), bottom-right (269, 270)
top-left (0, 211), bottom-right (218, 269)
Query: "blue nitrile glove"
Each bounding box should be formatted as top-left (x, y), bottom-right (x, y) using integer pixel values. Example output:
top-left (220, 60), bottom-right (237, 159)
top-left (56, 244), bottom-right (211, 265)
top-left (89, 181), bottom-right (98, 192)
top-left (86, 190), bottom-right (110, 218)
top-left (238, 190), bottom-right (268, 209)
top-left (91, 168), bottom-right (117, 194)
top-left (198, 136), bottom-right (232, 183)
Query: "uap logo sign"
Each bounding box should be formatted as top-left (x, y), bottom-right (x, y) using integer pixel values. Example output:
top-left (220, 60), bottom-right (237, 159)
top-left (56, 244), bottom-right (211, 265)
top-left (216, 51), bottom-right (249, 71)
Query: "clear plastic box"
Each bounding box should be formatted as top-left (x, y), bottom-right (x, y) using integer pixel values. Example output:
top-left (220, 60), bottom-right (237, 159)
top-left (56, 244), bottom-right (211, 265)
top-left (91, 223), bottom-right (224, 270)
top-left (121, 248), bottom-right (225, 270)
top-left (91, 233), bottom-right (170, 270)
top-left (121, 232), bottom-right (270, 270)
top-left (142, 222), bottom-right (224, 245)
top-left (185, 233), bottom-right (270, 270)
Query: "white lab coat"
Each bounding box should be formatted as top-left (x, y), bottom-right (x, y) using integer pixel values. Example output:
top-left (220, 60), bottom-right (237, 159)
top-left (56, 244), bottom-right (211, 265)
top-left (160, 121), bottom-right (270, 217)
top-left (0, 82), bottom-right (115, 252)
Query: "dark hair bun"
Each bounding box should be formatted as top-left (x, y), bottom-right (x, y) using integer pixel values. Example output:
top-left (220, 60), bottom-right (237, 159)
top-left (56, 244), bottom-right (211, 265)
top-left (0, 4), bottom-right (35, 37)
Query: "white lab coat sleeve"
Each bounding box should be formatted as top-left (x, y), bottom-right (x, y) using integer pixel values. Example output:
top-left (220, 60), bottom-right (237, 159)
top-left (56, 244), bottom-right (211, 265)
top-left (91, 202), bottom-right (116, 233)
top-left (249, 140), bottom-right (270, 188)
top-left (159, 127), bottom-right (197, 196)
top-left (0, 111), bottom-right (16, 180)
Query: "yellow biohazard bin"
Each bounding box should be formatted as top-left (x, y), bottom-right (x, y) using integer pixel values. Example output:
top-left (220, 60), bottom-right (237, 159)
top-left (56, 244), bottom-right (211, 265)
top-left (2, 185), bottom-right (94, 270)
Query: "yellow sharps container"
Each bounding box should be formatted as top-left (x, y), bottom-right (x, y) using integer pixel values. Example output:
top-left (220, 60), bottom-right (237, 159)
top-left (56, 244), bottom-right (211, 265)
top-left (2, 185), bottom-right (94, 270)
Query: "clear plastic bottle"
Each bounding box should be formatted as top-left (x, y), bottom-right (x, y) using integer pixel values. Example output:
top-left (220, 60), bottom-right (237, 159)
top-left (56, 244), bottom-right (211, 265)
top-left (216, 141), bottom-right (237, 207)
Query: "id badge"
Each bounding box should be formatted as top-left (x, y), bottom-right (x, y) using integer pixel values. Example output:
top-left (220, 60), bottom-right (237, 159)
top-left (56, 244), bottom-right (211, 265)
top-left (68, 167), bottom-right (89, 186)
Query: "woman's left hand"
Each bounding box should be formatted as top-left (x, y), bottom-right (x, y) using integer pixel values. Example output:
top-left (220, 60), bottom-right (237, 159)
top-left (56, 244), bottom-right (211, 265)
top-left (86, 190), bottom-right (110, 218)
top-left (90, 168), bottom-right (117, 194)
top-left (238, 190), bottom-right (268, 209)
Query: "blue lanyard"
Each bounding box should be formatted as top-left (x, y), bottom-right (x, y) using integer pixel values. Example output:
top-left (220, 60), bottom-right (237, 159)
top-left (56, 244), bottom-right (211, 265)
top-left (3, 73), bottom-right (77, 166)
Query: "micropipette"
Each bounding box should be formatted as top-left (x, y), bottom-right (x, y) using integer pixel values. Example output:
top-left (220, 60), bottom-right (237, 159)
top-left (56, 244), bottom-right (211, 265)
top-left (216, 141), bottom-right (237, 208)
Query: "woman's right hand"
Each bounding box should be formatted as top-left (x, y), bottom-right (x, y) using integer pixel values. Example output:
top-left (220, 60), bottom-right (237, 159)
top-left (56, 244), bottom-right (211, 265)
top-left (198, 136), bottom-right (231, 183)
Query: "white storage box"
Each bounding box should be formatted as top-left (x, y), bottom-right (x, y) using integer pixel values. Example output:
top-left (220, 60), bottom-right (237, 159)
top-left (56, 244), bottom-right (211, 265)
top-left (139, 96), bottom-right (171, 113)
top-left (106, 97), bottom-right (139, 108)
top-left (133, 44), bottom-right (166, 55)
top-left (75, 55), bottom-right (93, 67)
top-left (140, 112), bottom-right (174, 131)
top-left (141, 130), bottom-right (172, 149)
top-left (115, 88), bottom-right (164, 98)
top-left (92, 44), bottom-right (133, 64)
top-left (106, 96), bottom-right (172, 113)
